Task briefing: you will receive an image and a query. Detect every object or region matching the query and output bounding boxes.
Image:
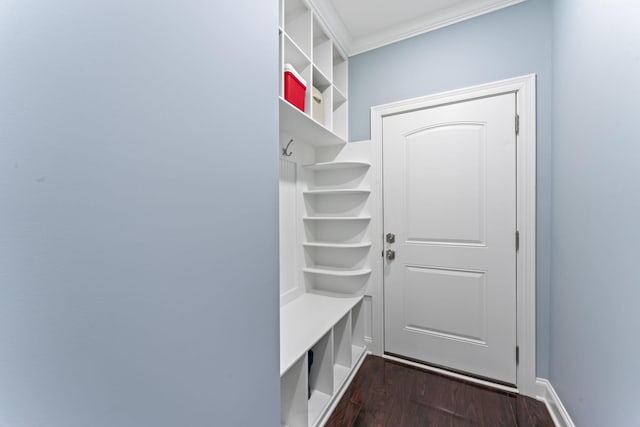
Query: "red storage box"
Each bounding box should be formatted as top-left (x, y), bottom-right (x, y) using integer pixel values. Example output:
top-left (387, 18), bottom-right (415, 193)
top-left (284, 63), bottom-right (307, 112)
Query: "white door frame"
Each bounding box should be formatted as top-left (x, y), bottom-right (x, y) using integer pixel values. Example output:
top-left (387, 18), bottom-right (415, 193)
top-left (368, 74), bottom-right (537, 397)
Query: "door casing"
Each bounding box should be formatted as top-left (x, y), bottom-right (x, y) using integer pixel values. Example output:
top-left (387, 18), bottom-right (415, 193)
top-left (367, 74), bottom-right (537, 397)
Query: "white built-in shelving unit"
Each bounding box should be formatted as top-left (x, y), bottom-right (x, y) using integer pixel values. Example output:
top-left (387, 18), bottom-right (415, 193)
top-left (279, 1), bottom-right (372, 426)
top-left (280, 148), bottom-right (373, 426)
top-left (279, 0), bottom-right (348, 142)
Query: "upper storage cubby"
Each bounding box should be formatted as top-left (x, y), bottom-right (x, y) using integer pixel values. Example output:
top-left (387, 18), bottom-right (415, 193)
top-left (279, 0), bottom-right (349, 144)
top-left (313, 17), bottom-right (332, 82)
top-left (332, 47), bottom-right (347, 97)
top-left (284, 0), bottom-right (312, 58)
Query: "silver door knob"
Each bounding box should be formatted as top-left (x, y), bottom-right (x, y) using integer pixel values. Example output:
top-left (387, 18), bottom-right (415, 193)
top-left (386, 249), bottom-right (396, 261)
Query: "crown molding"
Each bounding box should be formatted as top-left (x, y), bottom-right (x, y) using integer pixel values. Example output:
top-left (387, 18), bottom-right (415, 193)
top-left (305, 0), bottom-right (351, 58)
top-left (310, 0), bottom-right (526, 57)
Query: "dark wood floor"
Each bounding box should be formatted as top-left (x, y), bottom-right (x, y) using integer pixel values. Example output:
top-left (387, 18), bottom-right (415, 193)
top-left (326, 355), bottom-right (554, 427)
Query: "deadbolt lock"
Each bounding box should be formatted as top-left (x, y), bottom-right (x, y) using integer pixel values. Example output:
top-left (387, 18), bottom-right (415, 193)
top-left (386, 233), bottom-right (396, 244)
top-left (386, 249), bottom-right (396, 261)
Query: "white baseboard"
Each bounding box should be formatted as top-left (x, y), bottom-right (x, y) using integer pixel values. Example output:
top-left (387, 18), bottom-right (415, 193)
top-left (536, 378), bottom-right (575, 427)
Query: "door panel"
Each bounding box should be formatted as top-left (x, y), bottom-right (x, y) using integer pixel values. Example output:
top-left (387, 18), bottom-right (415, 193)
top-left (403, 266), bottom-right (487, 343)
top-left (383, 93), bottom-right (517, 384)
top-left (404, 123), bottom-right (486, 245)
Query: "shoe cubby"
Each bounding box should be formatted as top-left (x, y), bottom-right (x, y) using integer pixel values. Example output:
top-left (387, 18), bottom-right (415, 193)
top-left (281, 356), bottom-right (308, 427)
top-left (280, 294), bottom-right (367, 427)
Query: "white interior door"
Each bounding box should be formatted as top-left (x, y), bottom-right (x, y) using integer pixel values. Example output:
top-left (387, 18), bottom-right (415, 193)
top-left (383, 93), bottom-right (517, 384)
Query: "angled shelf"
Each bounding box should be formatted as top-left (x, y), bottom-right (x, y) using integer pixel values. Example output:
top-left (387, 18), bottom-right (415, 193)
top-left (303, 216), bottom-right (371, 221)
top-left (302, 161), bottom-right (371, 170)
top-left (303, 189), bottom-right (371, 196)
top-left (303, 241), bottom-right (372, 249)
top-left (303, 266), bottom-right (372, 277)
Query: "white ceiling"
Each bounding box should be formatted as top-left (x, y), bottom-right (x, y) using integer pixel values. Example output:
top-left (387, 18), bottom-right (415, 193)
top-left (310, 0), bottom-right (527, 56)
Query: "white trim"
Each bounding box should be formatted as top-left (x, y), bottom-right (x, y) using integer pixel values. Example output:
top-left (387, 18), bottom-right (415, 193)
top-left (384, 354), bottom-right (519, 394)
top-left (536, 378), bottom-right (576, 427)
top-left (370, 74), bottom-right (537, 396)
top-left (308, 0), bottom-right (526, 56)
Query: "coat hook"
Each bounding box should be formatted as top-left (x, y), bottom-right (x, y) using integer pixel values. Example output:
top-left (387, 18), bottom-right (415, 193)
top-left (282, 139), bottom-right (294, 157)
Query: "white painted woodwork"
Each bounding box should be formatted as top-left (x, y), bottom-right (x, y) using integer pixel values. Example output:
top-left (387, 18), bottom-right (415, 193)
top-left (279, 4), bottom-right (376, 419)
top-left (383, 93), bottom-right (517, 384)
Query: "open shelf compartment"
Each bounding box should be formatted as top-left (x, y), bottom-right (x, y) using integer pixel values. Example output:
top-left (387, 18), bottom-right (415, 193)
top-left (312, 17), bottom-right (332, 81)
top-left (284, 0), bottom-right (312, 59)
top-left (308, 332), bottom-right (333, 426)
top-left (281, 355), bottom-right (308, 427)
top-left (332, 44), bottom-right (347, 95)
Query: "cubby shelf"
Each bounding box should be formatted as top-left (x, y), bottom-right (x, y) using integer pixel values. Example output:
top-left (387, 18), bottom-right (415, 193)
top-left (303, 266), bottom-right (372, 277)
top-left (302, 161), bottom-right (371, 170)
top-left (303, 216), bottom-right (371, 221)
top-left (303, 242), bottom-right (372, 249)
top-left (303, 189), bottom-right (371, 195)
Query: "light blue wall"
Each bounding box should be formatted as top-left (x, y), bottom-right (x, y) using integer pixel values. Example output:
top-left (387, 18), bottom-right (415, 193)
top-left (550, 1), bottom-right (640, 426)
top-left (0, 1), bottom-right (279, 426)
top-left (348, 0), bottom-right (553, 377)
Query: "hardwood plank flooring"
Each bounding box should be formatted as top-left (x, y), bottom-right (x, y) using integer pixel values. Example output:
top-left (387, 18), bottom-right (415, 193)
top-left (325, 355), bottom-right (554, 427)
